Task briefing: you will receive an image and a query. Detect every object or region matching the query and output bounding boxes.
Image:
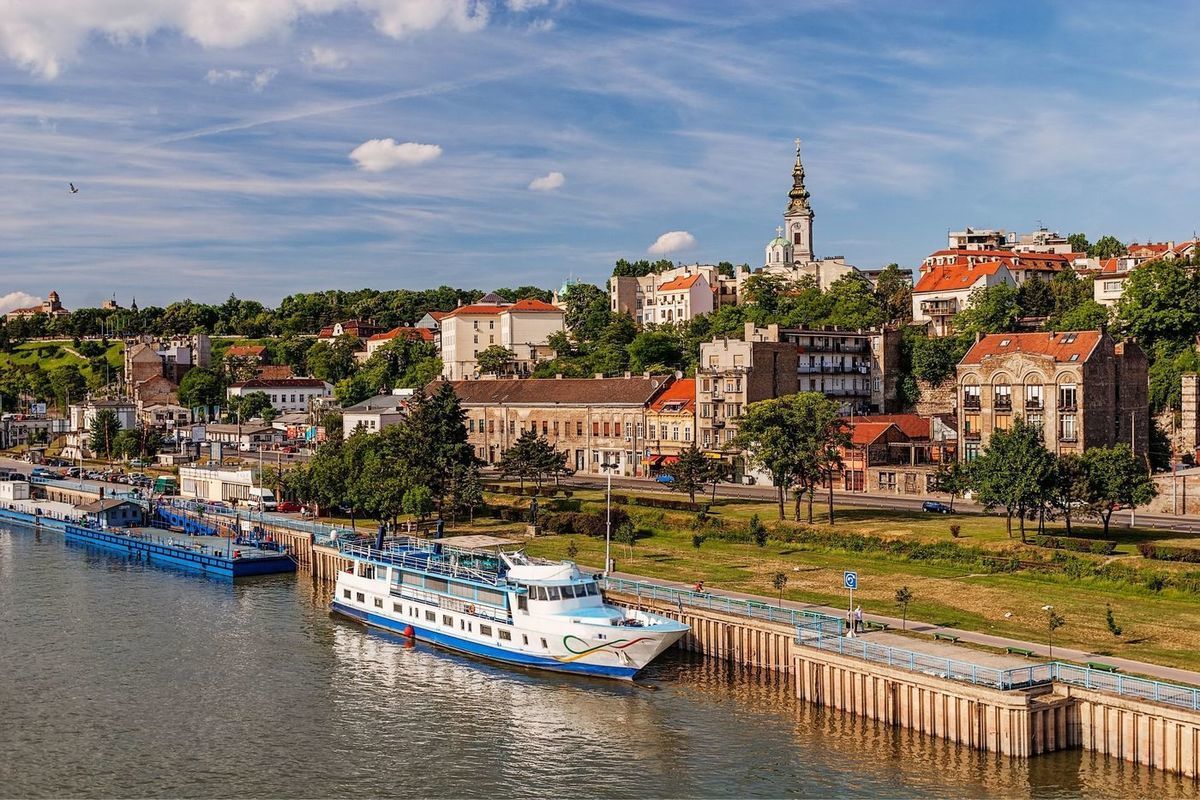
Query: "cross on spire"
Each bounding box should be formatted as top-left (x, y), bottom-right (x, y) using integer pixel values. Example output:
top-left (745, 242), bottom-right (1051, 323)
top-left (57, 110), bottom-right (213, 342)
top-left (794, 137), bottom-right (802, 158)
top-left (776, 225), bottom-right (783, 237)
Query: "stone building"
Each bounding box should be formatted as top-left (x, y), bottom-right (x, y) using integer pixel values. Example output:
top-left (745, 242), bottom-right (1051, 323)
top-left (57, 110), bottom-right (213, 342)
top-left (5, 290), bottom-right (68, 320)
top-left (955, 331), bottom-right (1148, 462)
top-left (441, 374), bottom-right (676, 477)
top-left (609, 264), bottom-right (738, 326)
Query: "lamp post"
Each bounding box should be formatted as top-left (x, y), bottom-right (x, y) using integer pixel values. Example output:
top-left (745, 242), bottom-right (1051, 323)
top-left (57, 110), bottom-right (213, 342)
top-left (602, 460), bottom-right (619, 576)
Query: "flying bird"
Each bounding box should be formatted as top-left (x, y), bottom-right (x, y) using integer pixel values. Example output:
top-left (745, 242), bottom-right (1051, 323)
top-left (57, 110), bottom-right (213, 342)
top-left (68, 183), bottom-right (78, 194)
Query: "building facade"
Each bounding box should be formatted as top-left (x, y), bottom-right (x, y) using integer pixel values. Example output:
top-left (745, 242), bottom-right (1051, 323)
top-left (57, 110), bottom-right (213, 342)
top-left (5, 290), bottom-right (69, 320)
top-left (956, 331), bottom-right (1148, 462)
top-left (226, 378), bottom-right (332, 414)
top-left (642, 377), bottom-right (696, 473)
top-left (342, 393), bottom-right (410, 439)
top-left (441, 375), bottom-right (675, 477)
top-left (439, 294), bottom-right (566, 380)
top-left (609, 264), bottom-right (735, 325)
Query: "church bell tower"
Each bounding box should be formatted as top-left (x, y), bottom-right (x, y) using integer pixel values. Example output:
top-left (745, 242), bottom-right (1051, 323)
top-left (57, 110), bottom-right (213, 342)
top-left (784, 138), bottom-right (814, 263)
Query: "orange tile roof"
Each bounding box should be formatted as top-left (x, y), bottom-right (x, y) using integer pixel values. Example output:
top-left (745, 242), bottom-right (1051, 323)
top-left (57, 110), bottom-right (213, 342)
top-left (959, 331), bottom-right (1103, 365)
top-left (1128, 242), bottom-right (1170, 257)
top-left (649, 378), bottom-right (695, 412)
top-left (854, 414), bottom-right (930, 439)
top-left (428, 311), bottom-right (448, 320)
top-left (443, 298), bottom-right (562, 318)
top-left (845, 421), bottom-right (899, 446)
top-left (368, 326), bottom-right (434, 343)
top-left (1099, 257), bottom-right (1123, 275)
top-left (225, 345), bottom-right (266, 358)
top-left (658, 274), bottom-right (704, 291)
top-left (913, 261), bottom-right (1004, 293)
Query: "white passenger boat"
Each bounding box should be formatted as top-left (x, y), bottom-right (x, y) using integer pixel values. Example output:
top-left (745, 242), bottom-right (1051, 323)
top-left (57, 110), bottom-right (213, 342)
top-left (331, 534), bottom-right (689, 679)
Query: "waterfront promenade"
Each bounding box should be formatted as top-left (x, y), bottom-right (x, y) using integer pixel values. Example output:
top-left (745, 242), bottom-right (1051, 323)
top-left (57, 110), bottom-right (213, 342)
top-left (605, 568), bottom-right (1200, 688)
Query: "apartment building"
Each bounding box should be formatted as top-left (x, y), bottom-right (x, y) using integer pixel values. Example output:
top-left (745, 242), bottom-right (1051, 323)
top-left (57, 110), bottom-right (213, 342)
top-left (609, 264), bottom-right (735, 325)
top-left (439, 293), bottom-right (565, 380)
top-left (342, 393), bottom-right (410, 439)
top-left (956, 331), bottom-right (1148, 462)
top-left (442, 374), bottom-right (675, 477)
top-left (226, 377), bottom-right (332, 414)
top-left (643, 377), bottom-right (696, 473)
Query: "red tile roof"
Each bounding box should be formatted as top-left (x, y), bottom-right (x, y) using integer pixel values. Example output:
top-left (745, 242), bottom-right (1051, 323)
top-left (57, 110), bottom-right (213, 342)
top-left (913, 261), bottom-right (1004, 293)
top-left (230, 377), bottom-right (329, 389)
top-left (853, 414), bottom-right (930, 439)
top-left (845, 421), bottom-right (899, 446)
top-left (368, 326), bottom-right (434, 343)
top-left (1128, 242), bottom-right (1170, 257)
top-left (658, 274), bottom-right (705, 291)
top-left (225, 345), bottom-right (266, 358)
top-left (959, 331), bottom-right (1103, 366)
top-left (650, 378), bottom-right (695, 412)
top-left (443, 298), bottom-right (562, 318)
top-left (428, 311), bottom-right (448, 320)
top-left (255, 365), bottom-right (295, 380)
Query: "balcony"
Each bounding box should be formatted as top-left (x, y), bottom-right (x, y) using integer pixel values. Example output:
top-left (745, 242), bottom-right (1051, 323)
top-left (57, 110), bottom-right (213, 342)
top-left (1025, 398), bottom-right (1042, 410)
top-left (994, 399), bottom-right (1012, 411)
top-left (963, 430), bottom-right (981, 440)
top-left (1059, 433), bottom-right (1078, 443)
top-left (712, 419), bottom-right (725, 429)
top-left (920, 298), bottom-right (958, 316)
top-left (963, 397), bottom-right (981, 410)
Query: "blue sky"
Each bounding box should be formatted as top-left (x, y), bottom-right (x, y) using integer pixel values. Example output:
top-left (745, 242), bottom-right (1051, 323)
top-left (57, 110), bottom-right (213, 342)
top-left (3, 0), bottom-right (1200, 309)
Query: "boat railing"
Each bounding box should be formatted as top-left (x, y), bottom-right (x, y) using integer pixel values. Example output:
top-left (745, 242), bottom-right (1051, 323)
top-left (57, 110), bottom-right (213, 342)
top-left (340, 540), bottom-right (506, 587)
top-left (389, 585), bottom-right (512, 624)
top-left (603, 577), bottom-right (833, 628)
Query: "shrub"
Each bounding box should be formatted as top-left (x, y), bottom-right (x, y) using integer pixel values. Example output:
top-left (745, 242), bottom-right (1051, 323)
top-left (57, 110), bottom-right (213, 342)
top-left (1137, 543), bottom-right (1200, 563)
top-left (1030, 535), bottom-right (1116, 555)
top-left (749, 514), bottom-right (768, 547)
top-left (538, 509), bottom-right (630, 538)
top-left (950, 524), bottom-right (961, 539)
top-left (631, 496), bottom-right (698, 511)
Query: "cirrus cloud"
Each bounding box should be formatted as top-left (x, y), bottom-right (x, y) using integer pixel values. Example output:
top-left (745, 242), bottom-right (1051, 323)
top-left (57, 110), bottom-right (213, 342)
top-left (349, 138), bottom-right (443, 171)
top-left (528, 171), bottom-right (565, 191)
top-left (647, 230), bottom-right (695, 255)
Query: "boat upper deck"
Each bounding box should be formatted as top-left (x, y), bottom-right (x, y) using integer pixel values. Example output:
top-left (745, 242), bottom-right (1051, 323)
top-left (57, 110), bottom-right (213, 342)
top-left (339, 535), bottom-right (517, 588)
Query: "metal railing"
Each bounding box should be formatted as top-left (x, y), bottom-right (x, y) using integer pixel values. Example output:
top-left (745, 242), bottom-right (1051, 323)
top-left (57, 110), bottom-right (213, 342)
top-left (603, 577), bottom-right (831, 628)
top-left (793, 618), bottom-right (1200, 711)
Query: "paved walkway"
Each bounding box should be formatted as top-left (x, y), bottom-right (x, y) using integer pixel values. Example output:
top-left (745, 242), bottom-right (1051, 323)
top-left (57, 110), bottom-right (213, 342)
top-left (609, 569), bottom-right (1200, 688)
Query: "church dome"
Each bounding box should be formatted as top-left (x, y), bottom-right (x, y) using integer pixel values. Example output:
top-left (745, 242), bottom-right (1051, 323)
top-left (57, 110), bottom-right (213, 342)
top-left (769, 236), bottom-right (787, 248)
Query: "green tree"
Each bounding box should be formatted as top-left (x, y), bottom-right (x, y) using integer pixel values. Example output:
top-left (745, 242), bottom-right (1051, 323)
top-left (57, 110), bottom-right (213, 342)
top-left (1115, 259), bottom-right (1200, 353)
top-left (955, 283), bottom-right (1021, 335)
top-left (662, 442), bottom-right (709, 504)
top-left (895, 586), bottom-right (914, 630)
top-left (1047, 453), bottom-right (1089, 536)
top-left (1045, 606), bottom-right (1066, 658)
top-left (1067, 232), bottom-right (1091, 254)
top-left (306, 337), bottom-right (360, 384)
top-left (228, 390), bottom-right (273, 422)
top-left (498, 429), bottom-right (567, 489)
top-left (736, 392), bottom-right (846, 522)
top-left (968, 417), bottom-right (1055, 541)
top-left (563, 283), bottom-right (613, 342)
top-left (1016, 276), bottom-right (1055, 318)
top-left (627, 330), bottom-right (683, 373)
top-left (178, 367), bottom-right (224, 413)
top-left (740, 273), bottom-right (790, 314)
top-left (447, 463), bottom-right (484, 521)
top-left (89, 408), bottom-right (121, 459)
top-left (1081, 444), bottom-right (1158, 535)
top-left (476, 345), bottom-right (514, 376)
top-left (749, 514), bottom-right (768, 547)
top-left (402, 485), bottom-right (435, 521)
top-left (933, 460), bottom-right (969, 511)
top-left (48, 364), bottom-right (86, 413)
top-left (1091, 235), bottom-right (1126, 260)
top-left (909, 332), bottom-right (972, 385)
top-left (772, 571), bottom-right (789, 604)
top-left (1048, 300), bottom-right (1110, 332)
top-left (614, 520), bottom-right (637, 558)
top-left (873, 263), bottom-right (913, 325)
top-left (823, 273), bottom-right (885, 329)
top-left (400, 384), bottom-right (478, 509)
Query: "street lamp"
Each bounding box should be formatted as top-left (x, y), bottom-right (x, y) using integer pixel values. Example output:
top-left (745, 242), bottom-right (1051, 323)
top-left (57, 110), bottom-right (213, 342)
top-left (601, 460), bottom-right (620, 577)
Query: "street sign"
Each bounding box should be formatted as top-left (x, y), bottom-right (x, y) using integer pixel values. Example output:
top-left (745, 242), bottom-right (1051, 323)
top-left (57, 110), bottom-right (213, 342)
top-left (843, 570), bottom-right (858, 590)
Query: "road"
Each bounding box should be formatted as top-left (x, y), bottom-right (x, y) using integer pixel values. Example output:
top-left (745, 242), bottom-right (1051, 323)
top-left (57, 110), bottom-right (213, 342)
top-left (561, 473), bottom-right (1200, 535)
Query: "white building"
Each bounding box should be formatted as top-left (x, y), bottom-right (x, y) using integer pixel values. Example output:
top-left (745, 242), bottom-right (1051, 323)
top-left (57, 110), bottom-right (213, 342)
top-left (342, 392), bottom-right (411, 439)
top-left (911, 260), bottom-right (1015, 336)
top-left (609, 264), bottom-right (739, 325)
top-left (439, 293), bottom-right (566, 380)
top-left (204, 423), bottom-right (279, 450)
top-left (226, 378), bottom-right (332, 414)
top-left (179, 465), bottom-right (256, 503)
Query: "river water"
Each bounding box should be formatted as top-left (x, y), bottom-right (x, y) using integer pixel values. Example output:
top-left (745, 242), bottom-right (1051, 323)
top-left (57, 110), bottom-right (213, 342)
top-left (0, 522), bottom-right (1195, 799)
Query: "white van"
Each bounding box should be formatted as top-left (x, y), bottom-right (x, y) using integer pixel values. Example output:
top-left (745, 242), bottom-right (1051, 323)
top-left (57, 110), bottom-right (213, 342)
top-left (246, 487), bottom-right (277, 511)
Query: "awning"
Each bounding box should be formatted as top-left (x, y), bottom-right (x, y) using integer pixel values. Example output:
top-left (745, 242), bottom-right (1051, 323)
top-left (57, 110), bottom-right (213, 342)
top-left (661, 455), bottom-right (680, 465)
top-left (642, 454), bottom-right (666, 466)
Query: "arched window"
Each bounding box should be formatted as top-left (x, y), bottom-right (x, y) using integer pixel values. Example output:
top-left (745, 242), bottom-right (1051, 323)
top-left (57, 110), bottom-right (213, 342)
top-left (991, 375), bottom-right (1012, 411)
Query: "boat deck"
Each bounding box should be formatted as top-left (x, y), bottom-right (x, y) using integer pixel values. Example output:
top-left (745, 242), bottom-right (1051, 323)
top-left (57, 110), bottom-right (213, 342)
top-left (64, 524), bottom-right (296, 579)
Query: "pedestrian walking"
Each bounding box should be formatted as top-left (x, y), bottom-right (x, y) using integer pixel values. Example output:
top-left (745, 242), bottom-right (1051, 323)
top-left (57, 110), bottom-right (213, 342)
top-left (854, 605), bottom-right (864, 634)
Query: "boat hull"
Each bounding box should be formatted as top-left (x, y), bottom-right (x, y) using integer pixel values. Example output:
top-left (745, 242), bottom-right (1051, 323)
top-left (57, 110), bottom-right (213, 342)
top-left (331, 599), bottom-right (682, 680)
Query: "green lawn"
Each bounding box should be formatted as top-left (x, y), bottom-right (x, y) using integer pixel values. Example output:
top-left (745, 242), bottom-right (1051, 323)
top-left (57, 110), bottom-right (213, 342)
top-left (0, 340), bottom-right (124, 383)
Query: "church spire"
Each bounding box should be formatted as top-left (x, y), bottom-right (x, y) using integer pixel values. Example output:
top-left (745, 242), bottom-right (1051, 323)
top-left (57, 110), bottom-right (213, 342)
top-left (787, 137), bottom-right (811, 215)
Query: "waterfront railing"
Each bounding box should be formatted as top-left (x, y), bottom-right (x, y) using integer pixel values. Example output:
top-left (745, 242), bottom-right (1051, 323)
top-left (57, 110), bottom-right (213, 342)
top-left (793, 617), bottom-right (1200, 712)
top-left (603, 577), bottom-right (832, 628)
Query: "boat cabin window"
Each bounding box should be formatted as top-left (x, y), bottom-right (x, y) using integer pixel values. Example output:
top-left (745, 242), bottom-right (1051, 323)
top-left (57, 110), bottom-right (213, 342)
top-left (356, 592), bottom-right (365, 603)
top-left (546, 586), bottom-right (562, 601)
top-left (480, 624), bottom-right (492, 637)
top-left (499, 629), bottom-right (511, 641)
top-left (393, 602), bottom-right (402, 613)
top-left (442, 615), bottom-right (453, 627)
top-left (541, 638), bottom-right (548, 649)
top-left (425, 610), bottom-right (436, 622)
top-left (517, 595), bottom-right (528, 612)
top-left (343, 589), bottom-right (351, 599)
top-left (374, 597), bottom-right (383, 608)
top-left (561, 584), bottom-right (578, 599)
top-left (376, 567), bottom-right (388, 582)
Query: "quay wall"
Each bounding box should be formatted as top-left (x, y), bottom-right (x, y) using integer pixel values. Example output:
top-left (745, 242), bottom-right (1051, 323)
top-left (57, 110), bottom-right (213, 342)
top-left (171, 508), bottom-right (1200, 779)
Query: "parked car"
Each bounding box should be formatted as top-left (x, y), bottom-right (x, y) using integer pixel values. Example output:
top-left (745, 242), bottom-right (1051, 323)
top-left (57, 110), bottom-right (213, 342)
top-left (276, 500), bottom-right (301, 513)
top-left (921, 500), bottom-right (953, 514)
top-left (654, 474), bottom-right (674, 484)
top-left (30, 467), bottom-right (54, 480)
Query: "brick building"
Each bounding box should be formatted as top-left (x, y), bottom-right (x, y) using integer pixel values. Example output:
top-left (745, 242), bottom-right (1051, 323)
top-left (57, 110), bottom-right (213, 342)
top-left (441, 375), bottom-right (675, 477)
top-left (956, 331), bottom-right (1148, 462)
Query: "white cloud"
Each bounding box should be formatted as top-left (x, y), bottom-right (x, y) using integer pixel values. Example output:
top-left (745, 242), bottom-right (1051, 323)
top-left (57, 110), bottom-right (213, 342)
top-left (305, 45), bottom-right (348, 70)
top-left (0, 0), bottom-right (511, 78)
top-left (528, 170), bottom-right (564, 191)
top-left (0, 292), bottom-right (41, 315)
top-left (647, 230), bottom-right (695, 255)
top-left (251, 68), bottom-right (278, 92)
top-left (205, 67), bottom-right (277, 91)
top-left (349, 138), bottom-right (442, 171)
top-left (508, 0), bottom-right (550, 10)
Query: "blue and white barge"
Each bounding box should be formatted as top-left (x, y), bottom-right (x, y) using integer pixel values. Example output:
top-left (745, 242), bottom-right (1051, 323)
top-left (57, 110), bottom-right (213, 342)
top-left (331, 535), bottom-right (688, 680)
